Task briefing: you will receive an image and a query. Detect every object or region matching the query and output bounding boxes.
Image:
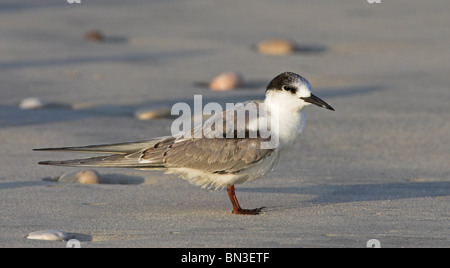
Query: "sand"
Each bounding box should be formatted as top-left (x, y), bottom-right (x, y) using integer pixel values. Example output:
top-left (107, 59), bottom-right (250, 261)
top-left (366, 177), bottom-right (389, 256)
top-left (0, 0), bottom-right (449, 248)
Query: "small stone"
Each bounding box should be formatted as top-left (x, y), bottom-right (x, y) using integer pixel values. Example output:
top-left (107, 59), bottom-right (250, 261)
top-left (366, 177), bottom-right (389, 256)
top-left (26, 230), bottom-right (67, 241)
top-left (19, 97), bottom-right (46, 110)
top-left (255, 39), bottom-right (296, 55)
top-left (84, 30), bottom-right (104, 42)
top-left (209, 72), bottom-right (244, 91)
top-left (58, 169), bottom-right (101, 184)
top-left (19, 97), bottom-right (72, 109)
top-left (134, 106), bottom-right (171, 120)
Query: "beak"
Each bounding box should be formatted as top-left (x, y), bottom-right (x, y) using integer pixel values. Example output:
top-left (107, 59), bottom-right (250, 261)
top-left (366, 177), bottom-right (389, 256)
top-left (301, 94), bottom-right (335, 111)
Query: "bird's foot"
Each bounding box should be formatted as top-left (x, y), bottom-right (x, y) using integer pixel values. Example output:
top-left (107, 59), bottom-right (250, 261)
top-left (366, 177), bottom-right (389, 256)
top-left (232, 207), bottom-right (266, 215)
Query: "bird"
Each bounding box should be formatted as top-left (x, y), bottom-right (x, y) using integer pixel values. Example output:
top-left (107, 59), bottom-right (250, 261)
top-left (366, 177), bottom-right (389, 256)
top-left (34, 72), bottom-right (334, 215)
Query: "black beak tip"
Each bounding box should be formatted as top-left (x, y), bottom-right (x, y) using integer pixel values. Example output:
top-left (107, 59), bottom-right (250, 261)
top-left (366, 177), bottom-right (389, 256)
top-left (301, 94), bottom-right (335, 111)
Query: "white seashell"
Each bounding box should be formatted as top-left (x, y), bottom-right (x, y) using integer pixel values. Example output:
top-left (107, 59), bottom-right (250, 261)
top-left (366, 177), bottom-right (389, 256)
top-left (19, 97), bottom-right (46, 110)
top-left (58, 169), bottom-right (101, 184)
top-left (209, 72), bottom-right (244, 91)
top-left (26, 230), bottom-right (67, 241)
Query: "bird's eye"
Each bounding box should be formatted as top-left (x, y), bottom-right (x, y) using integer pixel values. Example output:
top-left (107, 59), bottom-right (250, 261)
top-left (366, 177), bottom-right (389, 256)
top-left (282, 86), bottom-right (296, 92)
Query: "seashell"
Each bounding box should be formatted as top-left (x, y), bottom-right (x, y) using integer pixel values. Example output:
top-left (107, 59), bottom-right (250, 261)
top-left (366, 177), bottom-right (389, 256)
top-left (84, 30), bottom-right (104, 42)
top-left (255, 39), bottom-right (296, 55)
top-left (19, 97), bottom-right (72, 109)
top-left (134, 106), bottom-right (171, 120)
top-left (209, 72), bottom-right (244, 91)
top-left (26, 230), bottom-right (67, 241)
top-left (19, 97), bottom-right (46, 110)
top-left (58, 169), bottom-right (101, 184)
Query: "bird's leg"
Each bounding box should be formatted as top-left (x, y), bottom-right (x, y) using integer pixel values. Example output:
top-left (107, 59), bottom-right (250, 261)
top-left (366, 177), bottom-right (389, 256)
top-left (227, 184), bottom-right (264, 215)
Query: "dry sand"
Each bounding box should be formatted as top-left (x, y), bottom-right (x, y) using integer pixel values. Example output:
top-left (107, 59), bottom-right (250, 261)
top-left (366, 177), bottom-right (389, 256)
top-left (0, 0), bottom-right (449, 247)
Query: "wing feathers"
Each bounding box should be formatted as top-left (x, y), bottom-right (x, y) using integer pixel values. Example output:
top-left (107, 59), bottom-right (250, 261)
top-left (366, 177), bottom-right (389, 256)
top-left (38, 151), bottom-right (163, 168)
top-left (33, 137), bottom-right (170, 154)
top-left (155, 137), bottom-right (274, 173)
top-left (35, 102), bottom-right (275, 173)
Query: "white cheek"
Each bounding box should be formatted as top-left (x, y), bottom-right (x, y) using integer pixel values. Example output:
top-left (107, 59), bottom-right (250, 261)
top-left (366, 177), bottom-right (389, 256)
top-left (296, 86), bottom-right (312, 98)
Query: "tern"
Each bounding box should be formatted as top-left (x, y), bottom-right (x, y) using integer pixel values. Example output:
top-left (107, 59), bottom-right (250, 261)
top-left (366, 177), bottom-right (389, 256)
top-left (35, 72), bottom-right (334, 215)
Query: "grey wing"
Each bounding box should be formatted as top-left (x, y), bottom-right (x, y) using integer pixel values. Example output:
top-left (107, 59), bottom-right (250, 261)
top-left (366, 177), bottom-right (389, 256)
top-left (151, 100), bottom-right (273, 173)
top-left (36, 136), bottom-right (175, 168)
top-left (36, 100), bottom-right (273, 171)
top-left (37, 151), bottom-right (153, 168)
top-left (34, 137), bottom-right (172, 154)
top-left (142, 137), bottom-right (274, 174)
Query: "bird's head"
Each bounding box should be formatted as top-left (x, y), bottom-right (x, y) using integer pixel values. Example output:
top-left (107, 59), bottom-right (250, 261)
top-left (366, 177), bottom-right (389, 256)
top-left (265, 72), bottom-right (335, 112)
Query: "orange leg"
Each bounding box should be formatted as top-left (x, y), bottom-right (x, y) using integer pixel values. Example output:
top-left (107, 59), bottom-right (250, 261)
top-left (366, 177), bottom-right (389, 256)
top-left (227, 184), bottom-right (264, 215)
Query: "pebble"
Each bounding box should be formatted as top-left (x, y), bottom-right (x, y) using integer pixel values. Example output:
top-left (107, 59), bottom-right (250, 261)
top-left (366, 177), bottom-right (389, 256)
top-left (255, 39), bottom-right (296, 55)
top-left (134, 106), bottom-right (172, 120)
top-left (209, 72), bottom-right (244, 91)
top-left (19, 97), bottom-right (72, 110)
top-left (84, 30), bottom-right (104, 42)
top-left (19, 97), bottom-right (46, 110)
top-left (26, 230), bottom-right (67, 241)
top-left (58, 169), bottom-right (101, 184)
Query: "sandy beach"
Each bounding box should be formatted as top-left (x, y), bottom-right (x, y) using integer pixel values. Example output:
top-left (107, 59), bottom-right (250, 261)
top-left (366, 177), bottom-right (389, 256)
top-left (1, 0), bottom-right (449, 247)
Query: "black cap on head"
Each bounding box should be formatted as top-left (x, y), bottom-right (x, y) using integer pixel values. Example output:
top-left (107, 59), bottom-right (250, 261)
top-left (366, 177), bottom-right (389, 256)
top-left (266, 72), bottom-right (309, 93)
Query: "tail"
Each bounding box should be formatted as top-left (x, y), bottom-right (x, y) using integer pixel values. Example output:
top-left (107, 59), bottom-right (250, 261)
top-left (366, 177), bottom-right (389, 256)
top-left (33, 137), bottom-right (170, 154)
top-left (37, 152), bottom-right (163, 168)
top-left (34, 138), bottom-right (171, 168)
